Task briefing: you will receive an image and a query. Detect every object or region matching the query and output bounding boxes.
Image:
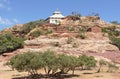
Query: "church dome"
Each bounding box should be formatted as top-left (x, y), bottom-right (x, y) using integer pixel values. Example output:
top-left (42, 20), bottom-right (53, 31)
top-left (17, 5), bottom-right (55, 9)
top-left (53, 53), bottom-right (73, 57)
top-left (53, 9), bottom-right (62, 14)
top-left (49, 9), bottom-right (65, 18)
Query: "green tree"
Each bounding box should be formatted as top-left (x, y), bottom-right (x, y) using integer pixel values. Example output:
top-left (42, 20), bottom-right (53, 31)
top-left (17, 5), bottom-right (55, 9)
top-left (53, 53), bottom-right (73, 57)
top-left (41, 50), bottom-right (58, 75)
top-left (78, 55), bottom-right (96, 70)
top-left (6, 52), bottom-right (44, 76)
top-left (0, 33), bottom-right (24, 54)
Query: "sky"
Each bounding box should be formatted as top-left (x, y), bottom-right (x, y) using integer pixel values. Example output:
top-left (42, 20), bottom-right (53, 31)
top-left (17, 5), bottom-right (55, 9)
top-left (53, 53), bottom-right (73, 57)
top-left (0, 0), bottom-right (120, 30)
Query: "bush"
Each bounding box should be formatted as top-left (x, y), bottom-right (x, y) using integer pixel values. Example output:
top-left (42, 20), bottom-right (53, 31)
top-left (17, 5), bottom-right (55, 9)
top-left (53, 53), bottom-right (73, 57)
top-left (76, 33), bottom-right (86, 39)
top-left (45, 29), bottom-right (53, 35)
top-left (68, 26), bottom-right (75, 31)
top-left (110, 37), bottom-right (120, 50)
top-left (0, 33), bottom-right (24, 54)
top-left (30, 30), bottom-right (42, 38)
top-left (20, 19), bottom-right (45, 34)
top-left (52, 42), bottom-right (60, 47)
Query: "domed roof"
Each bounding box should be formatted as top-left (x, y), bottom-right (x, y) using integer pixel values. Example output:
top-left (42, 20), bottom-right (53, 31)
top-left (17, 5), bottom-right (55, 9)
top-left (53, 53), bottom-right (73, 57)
top-left (53, 9), bottom-right (61, 14)
top-left (49, 9), bottom-right (65, 18)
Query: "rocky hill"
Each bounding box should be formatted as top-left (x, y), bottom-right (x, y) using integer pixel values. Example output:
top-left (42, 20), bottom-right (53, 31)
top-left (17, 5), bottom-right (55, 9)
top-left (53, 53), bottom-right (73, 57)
top-left (0, 15), bottom-right (120, 63)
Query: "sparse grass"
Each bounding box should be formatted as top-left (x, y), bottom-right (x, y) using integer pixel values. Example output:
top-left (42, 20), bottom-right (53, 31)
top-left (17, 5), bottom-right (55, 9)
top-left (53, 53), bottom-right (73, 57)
top-left (0, 65), bottom-right (119, 79)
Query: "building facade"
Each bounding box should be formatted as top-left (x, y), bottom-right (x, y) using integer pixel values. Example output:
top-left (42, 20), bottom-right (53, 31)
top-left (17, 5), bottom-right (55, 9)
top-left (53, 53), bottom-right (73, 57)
top-left (48, 9), bottom-right (65, 24)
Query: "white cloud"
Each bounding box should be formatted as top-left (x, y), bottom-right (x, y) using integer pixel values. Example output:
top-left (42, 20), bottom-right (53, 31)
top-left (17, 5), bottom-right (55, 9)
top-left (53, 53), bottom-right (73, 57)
top-left (13, 19), bottom-right (19, 23)
top-left (0, 16), bottom-right (12, 25)
top-left (0, 0), bottom-right (11, 11)
top-left (0, 16), bottom-right (20, 26)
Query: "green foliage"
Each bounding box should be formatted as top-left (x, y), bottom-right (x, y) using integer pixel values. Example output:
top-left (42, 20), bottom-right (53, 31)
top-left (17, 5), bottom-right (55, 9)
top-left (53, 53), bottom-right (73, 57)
top-left (76, 28), bottom-right (86, 39)
top-left (30, 30), bottom-right (42, 38)
top-left (45, 29), bottom-right (53, 35)
top-left (7, 52), bottom-right (44, 75)
top-left (110, 37), bottom-right (120, 50)
top-left (6, 50), bottom-right (97, 77)
top-left (79, 33), bottom-right (86, 39)
top-left (21, 19), bottom-right (45, 34)
top-left (68, 26), bottom-right (75, 31)
top-left (0, 33), bottom-right (24, 54)
top-left (78, 55), bottom-right (96, 70)
top-left (58, 54), bottom-right (78, 74)
top-left (41, 50), bottom-right (58, 75)
top-left (102, 28), bottom-right (107, 33)
top-left (97, 59), bottom-right (107, 73)
top-left (52, 42), bottom-right (60, 47)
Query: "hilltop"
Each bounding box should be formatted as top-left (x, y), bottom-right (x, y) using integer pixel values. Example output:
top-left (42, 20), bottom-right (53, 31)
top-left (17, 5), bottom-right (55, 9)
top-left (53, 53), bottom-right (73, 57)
top-left (0, 15), bottom-right (120, 61)
top-left (1, 14), bottom-right (120, 79)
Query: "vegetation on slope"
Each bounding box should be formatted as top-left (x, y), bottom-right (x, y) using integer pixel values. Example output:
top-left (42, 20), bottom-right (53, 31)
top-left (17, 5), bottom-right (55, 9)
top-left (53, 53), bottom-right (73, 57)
top-left (0, 33), bottom-right (24, 54)
top-left (20, 19), bottom-right (45, 34)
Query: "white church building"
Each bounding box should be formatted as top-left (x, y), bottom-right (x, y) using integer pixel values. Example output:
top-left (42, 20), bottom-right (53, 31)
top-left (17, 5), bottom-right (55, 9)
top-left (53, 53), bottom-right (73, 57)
top-left (47, 9), bottom-right (65, 24)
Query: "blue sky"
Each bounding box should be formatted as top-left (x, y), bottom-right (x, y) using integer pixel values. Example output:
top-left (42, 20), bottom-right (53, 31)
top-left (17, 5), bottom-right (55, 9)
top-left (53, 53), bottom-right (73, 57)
top-left (0, 0), bottom-right (120, 30)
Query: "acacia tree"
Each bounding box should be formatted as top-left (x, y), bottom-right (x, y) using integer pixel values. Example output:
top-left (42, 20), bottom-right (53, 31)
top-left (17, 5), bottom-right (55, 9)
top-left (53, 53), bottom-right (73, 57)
top-left (58, 54), bottom-right (72, 74)
top-left (6, 52), bottom-right (44, 76)
top-left (68, 56), bottom-right (79, 75)
top-left (41, 50), bottom-right (58, 75)
top-left (57, 54), bottom-right (79, 74)
top-left (78, 55), bottom-right (96, 70)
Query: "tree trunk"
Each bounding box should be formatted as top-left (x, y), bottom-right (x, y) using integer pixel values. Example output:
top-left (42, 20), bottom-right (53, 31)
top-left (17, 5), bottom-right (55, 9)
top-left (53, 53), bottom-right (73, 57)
top-left (72, 68), bottom-right (75, 75)
top-left (97, 65), bottom-right (102, 73)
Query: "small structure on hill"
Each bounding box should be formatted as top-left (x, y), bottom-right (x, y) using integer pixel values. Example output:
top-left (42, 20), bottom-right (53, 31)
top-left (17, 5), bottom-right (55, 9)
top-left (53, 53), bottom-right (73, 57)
top-left (87, 25), bottom-right (102, 33)
top-left (46, 9), bottom-right (65, 24)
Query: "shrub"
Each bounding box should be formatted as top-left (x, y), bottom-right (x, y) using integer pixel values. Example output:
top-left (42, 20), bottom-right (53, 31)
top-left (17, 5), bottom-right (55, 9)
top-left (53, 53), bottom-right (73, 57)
top-left (52, 42), bottom-right (60, 47)
top-left (68, 26), bottom-right (75, 31)
top-left (0, 33), bottom-right (24, 54)
top-left (20, 19), bottom-right (45, 34)
top-left (110, 36), bottom-right (120, 50)
top-left (30, 30), bottom-right (42, 38)
top-left (45, 29), bottom-right (53, 35)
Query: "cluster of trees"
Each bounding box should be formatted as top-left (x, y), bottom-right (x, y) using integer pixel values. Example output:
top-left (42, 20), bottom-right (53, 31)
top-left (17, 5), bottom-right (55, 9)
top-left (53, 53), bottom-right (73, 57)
top-left (0, 33), bottom-right (24, 54)
top-left (6, 50), bottom-right (96, 77)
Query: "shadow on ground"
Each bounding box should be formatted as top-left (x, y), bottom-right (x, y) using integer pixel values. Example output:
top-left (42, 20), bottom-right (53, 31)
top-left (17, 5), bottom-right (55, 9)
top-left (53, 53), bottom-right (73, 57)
top-left (12, 74), bottom-right (80, 79)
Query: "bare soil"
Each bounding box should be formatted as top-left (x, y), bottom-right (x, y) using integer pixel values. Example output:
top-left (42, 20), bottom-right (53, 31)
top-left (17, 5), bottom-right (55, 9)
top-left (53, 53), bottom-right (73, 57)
top-left (0, 62), bottom-right (120, 79)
